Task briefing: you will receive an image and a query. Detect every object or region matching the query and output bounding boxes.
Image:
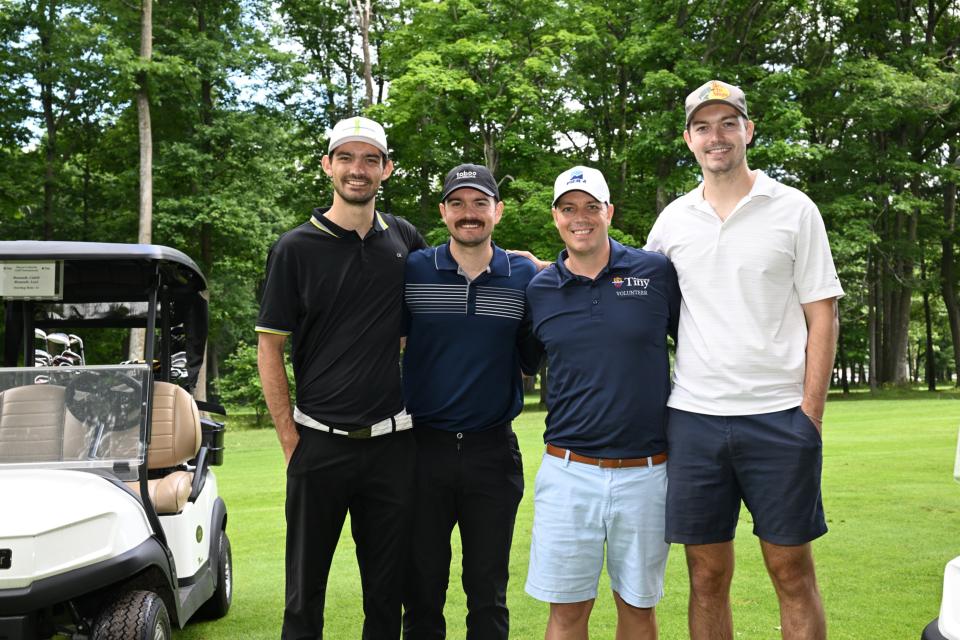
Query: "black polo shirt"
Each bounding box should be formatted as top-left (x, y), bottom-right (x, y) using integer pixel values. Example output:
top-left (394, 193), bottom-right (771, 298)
top-left (257, 208), bottom-right (426, 430)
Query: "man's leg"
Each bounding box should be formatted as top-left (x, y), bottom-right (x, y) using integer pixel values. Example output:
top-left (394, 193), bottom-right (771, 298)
top-left (733, 408), bottom-right (827, 640)
top-left (525, 454), bottom-right (606, 640)
top-left (351, 430), bottom-right (417, 640)
top-left (403, 433), bottom-right (457, 640)
top-left (612, 592), bottom-right (656, 640)
top-left (545, 600), bottom-right (594, 640)
top-left (760, 541), bottom-right (825, 640)
top-left (282, 427), bottom-right (352, 640)
top-left (458, 429), bottom-right (524, 639)
top-left (685, 542), bottom-right (734, 640)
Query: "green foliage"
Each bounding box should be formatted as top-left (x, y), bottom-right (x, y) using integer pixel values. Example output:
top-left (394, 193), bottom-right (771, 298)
top-left (1, 0), bottom-right (959, 387)
top-left (218, 340), bottom-right (290, 425)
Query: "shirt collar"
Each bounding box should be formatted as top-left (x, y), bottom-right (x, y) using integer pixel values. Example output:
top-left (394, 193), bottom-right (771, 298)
top-left (690, 169), bottom-right (774, 206)
top-left (554, 238), bottom-right (624, 287)
top-left (309, 207), bottom-right (389, 238)
top-left (434, 241), bottom-right (511, 277)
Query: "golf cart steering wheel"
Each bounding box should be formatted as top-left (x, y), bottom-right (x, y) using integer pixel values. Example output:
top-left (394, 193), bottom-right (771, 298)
top-left (65, 371), bottom-right (143, 431)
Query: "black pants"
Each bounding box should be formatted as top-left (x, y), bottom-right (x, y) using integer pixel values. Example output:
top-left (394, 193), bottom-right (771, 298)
top-left (402, 424), bottom-right (524, 640)
top-left (283, 426), bottom-right (416, 640)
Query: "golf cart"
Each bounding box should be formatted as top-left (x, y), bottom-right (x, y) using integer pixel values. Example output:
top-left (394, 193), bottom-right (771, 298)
top-left (923, 428), bottom-right (960, 640)
top-left (0, 242), bottom-right (231, 639)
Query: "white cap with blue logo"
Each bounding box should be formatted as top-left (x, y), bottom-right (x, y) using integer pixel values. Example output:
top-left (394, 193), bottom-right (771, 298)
top-left (552, 166), bottom-right (610, 206)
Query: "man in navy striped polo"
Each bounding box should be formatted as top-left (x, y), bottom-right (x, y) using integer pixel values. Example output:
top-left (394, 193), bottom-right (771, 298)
top-left (401, 163), bottom-right (543, 640)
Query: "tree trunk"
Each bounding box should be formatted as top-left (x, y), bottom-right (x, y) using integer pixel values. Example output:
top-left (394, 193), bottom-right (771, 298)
top-left (941, 148), bottom-right (960, 386)
top-left (538, 362), bottom-right (548, 410)
top-left (351, 0), bottom-right (374, 107)
top-left (868, 251), bottom-right (879, 391)
top-left (838, 314), bottom-right (850, 394)
top-left (128, 0), bottom-right (153, 362)
top-left (39, 0), bottom-right (57, 240)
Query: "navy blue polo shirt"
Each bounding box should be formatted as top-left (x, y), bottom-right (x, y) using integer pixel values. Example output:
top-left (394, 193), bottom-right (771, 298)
top-left (402, 242), bottom-right (542, 432)
top-left (526, 239), bottom-right (680, 458)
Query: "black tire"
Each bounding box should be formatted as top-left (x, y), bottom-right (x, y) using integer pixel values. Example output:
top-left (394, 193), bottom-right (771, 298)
top-left (91, 589), bottom-right (171, 640)
top-left (199, 530), bottom-right (232, 619)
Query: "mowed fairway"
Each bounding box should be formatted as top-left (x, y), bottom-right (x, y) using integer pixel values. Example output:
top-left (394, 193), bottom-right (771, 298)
top-left (179, 396), bottom-right (960, 639)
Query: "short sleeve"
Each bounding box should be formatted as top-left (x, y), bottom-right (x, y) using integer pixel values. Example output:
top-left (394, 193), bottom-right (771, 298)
top-left (794, 202), bottom-right (845, 304)
top-left (255, 239), bottom-right (299, 336)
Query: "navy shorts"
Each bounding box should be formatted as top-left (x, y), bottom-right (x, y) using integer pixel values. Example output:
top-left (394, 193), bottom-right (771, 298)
top-left (665, 406), bottom-right (826, 546)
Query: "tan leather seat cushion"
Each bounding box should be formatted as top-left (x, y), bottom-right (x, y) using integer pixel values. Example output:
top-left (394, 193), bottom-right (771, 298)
top-left (149, 382), bottom-right (201, 469)
top-left (125, 471), bottom-right (193, 514)
top-left (0, 385), bottom-right (67, 462)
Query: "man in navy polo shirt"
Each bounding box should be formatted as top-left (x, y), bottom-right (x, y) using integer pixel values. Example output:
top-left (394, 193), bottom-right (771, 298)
top-left (257, 116), bottom-right (426, 640)
top-left (401, 163), bottom-right (542, 640)
top-left (525, 166), bottom-right (680, 639)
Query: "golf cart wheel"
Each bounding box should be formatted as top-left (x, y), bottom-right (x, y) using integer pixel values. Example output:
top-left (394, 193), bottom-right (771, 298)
top-left (91, 589), bottom-right (171, 640)
top-left (199, 530), bottom-right (233, 618)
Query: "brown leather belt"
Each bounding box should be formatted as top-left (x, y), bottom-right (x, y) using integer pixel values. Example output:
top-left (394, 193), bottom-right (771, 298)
top-left (545, 443), bottom-right (667, 469)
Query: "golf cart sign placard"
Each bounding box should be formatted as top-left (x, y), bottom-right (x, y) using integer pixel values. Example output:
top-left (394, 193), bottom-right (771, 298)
top-left (0, 260), bottom-right (63, 299)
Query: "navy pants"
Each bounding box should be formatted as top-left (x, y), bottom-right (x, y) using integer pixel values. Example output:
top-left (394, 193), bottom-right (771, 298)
top-left (402, 424), bottom-right (524, 640)
top-left (283, 426), bottom-right (416, 640)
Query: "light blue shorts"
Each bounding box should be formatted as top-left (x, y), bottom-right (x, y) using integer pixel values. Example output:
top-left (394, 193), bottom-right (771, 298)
top-left (524, 452), bottom-right (669, 608)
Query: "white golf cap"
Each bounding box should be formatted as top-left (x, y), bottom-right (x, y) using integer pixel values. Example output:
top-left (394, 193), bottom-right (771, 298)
top-left (552, 166), bottom-right (610, 206)
top-left (327, 116), bottom-right (389, 155)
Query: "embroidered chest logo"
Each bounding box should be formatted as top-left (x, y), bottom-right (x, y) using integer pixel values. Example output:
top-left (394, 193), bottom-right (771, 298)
top-left (612, 275), bottom-right (650, 297)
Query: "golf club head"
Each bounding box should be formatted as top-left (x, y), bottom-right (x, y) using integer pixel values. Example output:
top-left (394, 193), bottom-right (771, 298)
top-left (34, 328), bottom-right (47, 341)
top-left (47, 332), bottom-right (70, 347)
top-left (67, 334), bottom-right (84, 348)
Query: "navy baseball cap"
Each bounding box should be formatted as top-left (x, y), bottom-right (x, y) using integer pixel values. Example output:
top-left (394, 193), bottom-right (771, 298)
top-left (440, 164), bottom-right (500, 202)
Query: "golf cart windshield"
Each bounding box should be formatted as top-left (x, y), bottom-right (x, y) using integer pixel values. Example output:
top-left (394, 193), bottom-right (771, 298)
top-left (0, 365), bottom-right (149, 481)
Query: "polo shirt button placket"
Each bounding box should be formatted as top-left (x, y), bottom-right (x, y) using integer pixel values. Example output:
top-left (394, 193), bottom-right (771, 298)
top-left (456, 431), bottom-right (463, 453)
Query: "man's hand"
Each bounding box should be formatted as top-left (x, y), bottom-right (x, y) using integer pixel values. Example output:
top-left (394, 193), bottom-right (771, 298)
top-left (800, 401), bottom-right (824, 435)
top-left (506, 249), bottom-right (552, 271)
top-left (280, 429), bottom-right (301, 465)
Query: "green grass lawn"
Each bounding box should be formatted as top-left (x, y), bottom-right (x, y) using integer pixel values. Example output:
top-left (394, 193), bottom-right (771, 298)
top-left (180, 396), bottom-right (960, 639)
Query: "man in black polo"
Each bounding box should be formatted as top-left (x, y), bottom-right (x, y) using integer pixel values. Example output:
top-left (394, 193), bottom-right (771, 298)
top-left (401, 164), bottom-right (542, 639)
top-left (257, 116), bottom-right (426, 640)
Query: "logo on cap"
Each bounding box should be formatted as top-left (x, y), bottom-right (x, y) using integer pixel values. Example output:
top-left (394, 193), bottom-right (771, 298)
top-left (700, 81), bottom-right (730, 101)
top-left (567, 170), bottom-right (586, 185)
top-left (457, 170), bottom-right (478, 179)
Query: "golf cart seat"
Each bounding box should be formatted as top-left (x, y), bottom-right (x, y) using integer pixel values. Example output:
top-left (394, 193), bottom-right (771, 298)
top-left (0, 384), bottom-right (87, 462)
top-left (125, 381), bottom-right (202, 514)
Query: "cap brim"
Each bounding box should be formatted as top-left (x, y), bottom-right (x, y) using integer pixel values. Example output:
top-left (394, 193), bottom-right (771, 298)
top-left (328, 135), bottom-right (388, 155)
top-left (686, 100), bottom-right (747, 125)
top-left (552, 188), bottom-right (608, 207)
top-left (441, 183), bottom-right (498, 202)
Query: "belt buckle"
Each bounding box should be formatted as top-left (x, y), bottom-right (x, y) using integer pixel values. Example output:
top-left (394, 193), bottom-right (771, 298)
top-left (347, 427), bottom-right (372, 439)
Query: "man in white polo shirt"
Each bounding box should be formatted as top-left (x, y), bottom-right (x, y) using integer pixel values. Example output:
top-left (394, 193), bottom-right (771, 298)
top-left (645, 80), bottom-right (843, 640)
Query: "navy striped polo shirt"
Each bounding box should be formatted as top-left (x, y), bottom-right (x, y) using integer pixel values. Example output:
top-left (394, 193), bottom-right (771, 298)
top-left (402, 242), bottom-right (542, 432)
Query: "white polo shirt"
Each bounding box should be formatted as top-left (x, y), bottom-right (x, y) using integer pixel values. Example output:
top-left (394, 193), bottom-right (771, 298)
top-left (645, 171), bottom-right (844, 416)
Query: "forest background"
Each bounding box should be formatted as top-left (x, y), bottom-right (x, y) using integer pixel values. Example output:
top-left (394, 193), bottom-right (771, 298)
top-left (2, 0), bottom-right (959, 405)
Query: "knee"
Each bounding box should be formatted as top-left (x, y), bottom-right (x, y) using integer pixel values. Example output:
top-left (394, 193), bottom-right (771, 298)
top-left (549, 601), bottom-right (592, 630)
top-left (687, 559), bottom-right (733, 598)
top-left (614, 595), bottom-right (655, 623)
top-left (767, 556), bottom-right (817, 599)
